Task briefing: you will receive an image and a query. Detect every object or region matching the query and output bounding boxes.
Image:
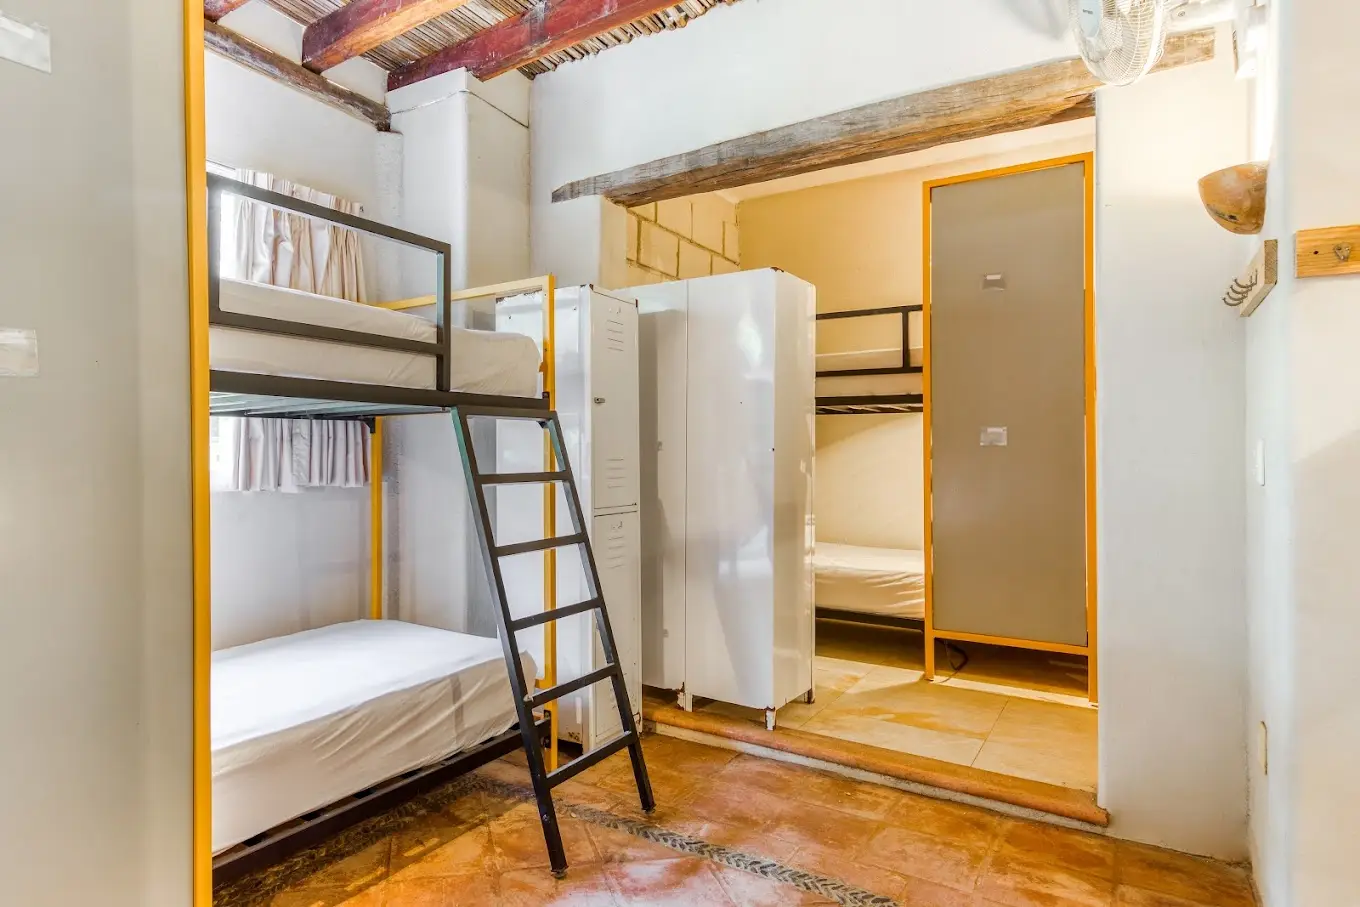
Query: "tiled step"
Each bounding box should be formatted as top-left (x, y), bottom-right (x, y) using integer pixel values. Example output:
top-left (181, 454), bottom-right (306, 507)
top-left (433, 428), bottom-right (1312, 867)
top-left (644, 698), bottom-right (1110, 829)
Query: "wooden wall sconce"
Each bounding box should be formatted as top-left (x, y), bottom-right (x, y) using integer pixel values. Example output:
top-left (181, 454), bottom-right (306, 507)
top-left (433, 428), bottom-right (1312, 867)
top-left (1199, 162), bottom-right (1268, 235)
top-left (1223, 239), bottom-right (1278, 317)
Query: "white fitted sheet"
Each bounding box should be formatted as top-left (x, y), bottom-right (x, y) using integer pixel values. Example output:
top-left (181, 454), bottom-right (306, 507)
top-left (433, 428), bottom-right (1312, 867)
top-left (212, 620), bottom-right (536, 854)
top-left (210, 279), bottom-right (542, 397)
top-left (815, 542), bottom-right (926, 620)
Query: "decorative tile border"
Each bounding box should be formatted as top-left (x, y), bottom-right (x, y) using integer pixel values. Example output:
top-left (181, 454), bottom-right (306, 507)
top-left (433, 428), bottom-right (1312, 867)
top-left (216, 772), bottom-right (900, 907)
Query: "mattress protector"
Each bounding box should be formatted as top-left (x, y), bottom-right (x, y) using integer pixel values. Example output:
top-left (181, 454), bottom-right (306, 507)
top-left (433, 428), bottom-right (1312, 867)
top-left (210, 278), bottom-right (542, 397)
top-left (212, 619), bottom-right (535, 853)
top-left (814, 542), bottom-right (926, 620)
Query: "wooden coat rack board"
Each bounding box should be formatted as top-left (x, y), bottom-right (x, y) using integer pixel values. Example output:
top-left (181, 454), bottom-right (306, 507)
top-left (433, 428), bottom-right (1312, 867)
top-left (1296, 225), bottom-right (1360, 279)
top-left (1224, 239), bottom-right (1278, 317)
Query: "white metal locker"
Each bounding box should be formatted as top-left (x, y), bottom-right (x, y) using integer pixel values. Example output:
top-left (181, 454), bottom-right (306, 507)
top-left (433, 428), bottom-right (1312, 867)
top-left (495, 286), bottom-right (643, 750)
top-left (638, 283), bottom-right (689, 691)
top-left (632, 270), bottom-right (816, 724)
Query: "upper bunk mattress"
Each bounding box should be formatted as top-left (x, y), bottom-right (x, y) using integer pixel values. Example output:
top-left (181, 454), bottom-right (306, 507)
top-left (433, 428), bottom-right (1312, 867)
top-left (211, 619), bottom-right (536, 854)
top-left (815, 542), bottom-right (926, 620)
top-left (211, 279), bottom-right (542, 397)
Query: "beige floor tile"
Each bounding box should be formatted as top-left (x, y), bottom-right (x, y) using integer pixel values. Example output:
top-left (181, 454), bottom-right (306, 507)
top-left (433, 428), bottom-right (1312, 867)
top-left (604, 857), bottom-right (735, 906)
top-left (975, 857), bottom-right (1114, 906)
top-left (499, 863), bottom-right (618, 907)
top-left (710, 865), bottom-right (837, 906)
top-left (987, 698), bottom-right (1099, 746)
top-left (825, 670), bottom-right (1007, 739)
top-left (789, 841), bottom-right (916, 900)
top-left (801, 710), bottom-right (986, 764)
top-left (881, 792), bottom-right (1006, 847)
top-left (993, 819), bottom-right (1116, 883)
top-left (1114, 842), bottom-right (1255, 907)
top-left (1114, 885), bottom-right (1229, 907)
top-left (972, 739), bottom-right (1098, 792)
top-left (855, 824), bottom-right (991, 892)
top-left (895, 875), bottom-right (976, 906)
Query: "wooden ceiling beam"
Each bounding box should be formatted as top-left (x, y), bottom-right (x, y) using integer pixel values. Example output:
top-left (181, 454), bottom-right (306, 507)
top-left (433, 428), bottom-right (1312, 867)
top-left (204, 20), bottom-right (392, 130)
top-left (553, 30), bottom-right (1216, 207)
top-left (389, 0), bottom-right (682, 90)
top-left (204, 0), bottom-right (253, 21)
top-left (302, 0), bottom-right (477, 73)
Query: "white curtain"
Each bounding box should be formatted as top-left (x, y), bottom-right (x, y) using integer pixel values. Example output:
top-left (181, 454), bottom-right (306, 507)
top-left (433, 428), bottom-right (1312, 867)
top-left (213, 418), bottom-right (371, 494)
top-left (230, 168), bottom-right (368, 303)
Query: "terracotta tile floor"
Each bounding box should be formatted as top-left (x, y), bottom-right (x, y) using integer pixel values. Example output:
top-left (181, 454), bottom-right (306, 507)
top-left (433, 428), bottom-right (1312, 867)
top-left (691, 621), bottom-right (1098, 792)
top-left (228, 735), bottom-right (1254, 907)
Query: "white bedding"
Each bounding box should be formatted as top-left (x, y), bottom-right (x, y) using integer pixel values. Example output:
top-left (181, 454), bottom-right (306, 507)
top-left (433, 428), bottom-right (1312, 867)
top-left (211, 278), bottom-right (542, 397)
top-left (212, 619), bottom-right (536, 854)
top-left (815, 542), bottom-right (926, 620)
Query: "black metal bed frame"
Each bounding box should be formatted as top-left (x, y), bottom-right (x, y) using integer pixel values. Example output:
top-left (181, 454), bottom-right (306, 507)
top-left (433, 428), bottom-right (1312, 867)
top-left (205, 173), bottom-right (549, 417)
top-left (212, 718), bottom-right (551, 888)
top-left (816, 304), bottom-right (924, 415)
top-left (815, 608), bottom-right (924, 633)
top-left (204, 177), bottom-right (648, 885)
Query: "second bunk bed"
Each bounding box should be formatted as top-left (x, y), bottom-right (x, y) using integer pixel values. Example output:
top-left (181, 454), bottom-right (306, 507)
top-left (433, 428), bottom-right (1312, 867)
top-left (814, 305), bottom-right (927, 632)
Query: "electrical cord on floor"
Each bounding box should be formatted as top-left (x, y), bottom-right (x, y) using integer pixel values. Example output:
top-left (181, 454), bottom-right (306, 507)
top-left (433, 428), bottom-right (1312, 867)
top-left (942, 640), bottom-right (970, 676)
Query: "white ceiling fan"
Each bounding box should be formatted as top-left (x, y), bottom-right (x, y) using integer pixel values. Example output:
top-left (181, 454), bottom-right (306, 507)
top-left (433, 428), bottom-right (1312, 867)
top-left (1069, 0), bottom-right (1238, 86)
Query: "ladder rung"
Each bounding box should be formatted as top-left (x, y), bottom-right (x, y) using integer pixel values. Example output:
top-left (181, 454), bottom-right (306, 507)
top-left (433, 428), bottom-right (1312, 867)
top-left (547, 730), bottom-right (636, 788)
top-left (529, 665), bottom-right (615, 709)
top-left (495, 533), bottom-right (587, 558)
top-left (478, 471), bottom-right (569, 486)
top-left (510, 598), bottom-right (603, 633)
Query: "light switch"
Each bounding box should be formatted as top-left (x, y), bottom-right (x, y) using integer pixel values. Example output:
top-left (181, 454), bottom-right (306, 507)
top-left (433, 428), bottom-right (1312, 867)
top-left (980, 427), bottom-right (1008, 447)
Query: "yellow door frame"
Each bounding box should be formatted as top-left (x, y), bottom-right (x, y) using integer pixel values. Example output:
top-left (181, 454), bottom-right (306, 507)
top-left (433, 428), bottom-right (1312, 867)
top-left (184, 2), bottom-right (212, 904)
top-left (920, 152), bottom-right (1098, 704)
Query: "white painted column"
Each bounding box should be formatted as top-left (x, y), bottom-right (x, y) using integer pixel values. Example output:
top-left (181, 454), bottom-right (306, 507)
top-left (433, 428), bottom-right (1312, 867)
top-left (1095, 29), bottom-right (1250, 861)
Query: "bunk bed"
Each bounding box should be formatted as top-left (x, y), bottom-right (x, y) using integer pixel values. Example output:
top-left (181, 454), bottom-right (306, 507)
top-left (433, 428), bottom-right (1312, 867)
top-left (814, 305), bottom-right (926, 633)
top-left (203, 174), bottom-right (644, 886)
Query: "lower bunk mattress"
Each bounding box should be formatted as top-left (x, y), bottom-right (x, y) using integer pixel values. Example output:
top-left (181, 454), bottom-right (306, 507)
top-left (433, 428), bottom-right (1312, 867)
top-left (212, 619), bottom-right (536, 854)
top-left (814, 542), bottom-right (926, 621)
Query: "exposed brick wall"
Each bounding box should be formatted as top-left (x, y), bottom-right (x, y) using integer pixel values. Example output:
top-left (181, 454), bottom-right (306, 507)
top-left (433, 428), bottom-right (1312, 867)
top-left (622, 193), bottom-right (741, 285)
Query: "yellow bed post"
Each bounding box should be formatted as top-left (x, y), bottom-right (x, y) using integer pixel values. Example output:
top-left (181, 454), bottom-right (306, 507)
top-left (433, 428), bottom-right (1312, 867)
top-left (184, 0), bottom-right (212, 903)
top-left (541, 275), bottom-right (559, 772)
top-left (370, 417), bottom-right (384, 620)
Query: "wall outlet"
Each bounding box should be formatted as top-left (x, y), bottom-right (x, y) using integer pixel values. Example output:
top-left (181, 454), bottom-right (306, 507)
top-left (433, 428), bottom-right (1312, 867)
top-left (1259, 720), bottom-right (1269, 775)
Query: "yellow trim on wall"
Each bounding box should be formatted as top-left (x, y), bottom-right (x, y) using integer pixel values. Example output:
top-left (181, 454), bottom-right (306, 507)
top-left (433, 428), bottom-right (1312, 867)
top-left (921, 152), bottom-right (1097, 703)
top-left (370, 417), bottom-right (385, 620)
top-left (184, 1), bottom-right (212, 903)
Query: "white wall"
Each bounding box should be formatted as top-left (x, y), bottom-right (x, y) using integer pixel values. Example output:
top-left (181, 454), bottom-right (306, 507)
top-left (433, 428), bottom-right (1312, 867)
top-left (1247, 2), bottom-right (1360, 904)
top-left (208, 3), bottom-right (398, 301)
top-left (206, 3), bottom-right (400, 648)
top-left (530, 0), bottom-right (1251, 860)
top-left (382, 70), bottom-right (532, 634)
top-left (1094, 32), bottom-right (1249, 860)
top-left (0, 1), bottom-right (191, 903)
top-left (530, 0), bottom-right (1074, 284)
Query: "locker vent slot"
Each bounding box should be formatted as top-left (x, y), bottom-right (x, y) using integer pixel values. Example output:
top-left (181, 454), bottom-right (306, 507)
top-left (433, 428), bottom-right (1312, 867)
top-left (604, 456), bottom-right (630, 491)
top-left (600, 522), bottom-right (628, 569)
top-left (605, 319), bottom-right (627, 353)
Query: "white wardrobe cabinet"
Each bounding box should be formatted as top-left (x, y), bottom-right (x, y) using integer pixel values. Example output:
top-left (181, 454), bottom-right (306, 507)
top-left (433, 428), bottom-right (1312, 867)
top-left (631, 269), bottom-right (816, 730)
top-left (496, 286), bottom-right (641, 750)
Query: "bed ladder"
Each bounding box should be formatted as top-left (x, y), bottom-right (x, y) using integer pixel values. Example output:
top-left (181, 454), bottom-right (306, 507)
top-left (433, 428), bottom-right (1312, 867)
top-left (450, 404), bottom-right (655, 878)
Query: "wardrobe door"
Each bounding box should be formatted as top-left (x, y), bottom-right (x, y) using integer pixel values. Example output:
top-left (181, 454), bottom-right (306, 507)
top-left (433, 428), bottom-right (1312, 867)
top-left (929, 163), bottom-right (1087, 646)
top-left (588, 290), bottom-right (640, 513)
